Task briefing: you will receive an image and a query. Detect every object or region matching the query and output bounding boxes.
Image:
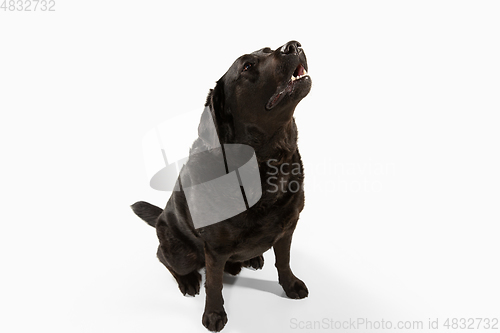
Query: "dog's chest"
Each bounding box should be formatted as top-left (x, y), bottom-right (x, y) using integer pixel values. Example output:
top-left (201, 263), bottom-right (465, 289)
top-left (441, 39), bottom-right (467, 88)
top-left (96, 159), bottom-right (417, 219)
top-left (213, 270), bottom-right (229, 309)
top-left (219, 176), bottom-right (303, 260)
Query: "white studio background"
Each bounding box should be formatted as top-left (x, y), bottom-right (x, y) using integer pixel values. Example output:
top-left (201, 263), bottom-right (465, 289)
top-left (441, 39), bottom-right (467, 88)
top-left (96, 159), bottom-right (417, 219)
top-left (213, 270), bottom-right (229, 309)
top-left (1, 1), bottom-right (499, 332)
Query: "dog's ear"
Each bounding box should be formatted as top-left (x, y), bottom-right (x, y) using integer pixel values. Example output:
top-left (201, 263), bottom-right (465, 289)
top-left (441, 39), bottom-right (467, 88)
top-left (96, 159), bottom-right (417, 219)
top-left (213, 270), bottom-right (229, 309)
top-left (203, 78), bottom-right (234, 144)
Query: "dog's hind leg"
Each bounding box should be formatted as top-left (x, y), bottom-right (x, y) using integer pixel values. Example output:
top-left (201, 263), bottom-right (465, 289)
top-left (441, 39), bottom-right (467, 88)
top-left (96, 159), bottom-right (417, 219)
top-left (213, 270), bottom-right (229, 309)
top-left (157, 245), bottom-right (202, 297)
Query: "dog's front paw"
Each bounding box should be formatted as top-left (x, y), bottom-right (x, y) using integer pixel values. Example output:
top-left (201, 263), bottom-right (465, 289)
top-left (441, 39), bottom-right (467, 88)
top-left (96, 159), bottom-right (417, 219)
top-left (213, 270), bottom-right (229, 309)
top-left (202, 310), bottom-right (228, 332)
top-left (243, 255), bottom-right (264, 270)
top-left (280, 276), bottom-right (309, 299)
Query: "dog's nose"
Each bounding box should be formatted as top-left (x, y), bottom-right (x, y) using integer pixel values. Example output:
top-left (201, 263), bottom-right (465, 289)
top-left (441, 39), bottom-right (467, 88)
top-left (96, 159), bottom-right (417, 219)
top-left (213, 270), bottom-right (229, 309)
top-left (280, 41), bottom-right (302, 55)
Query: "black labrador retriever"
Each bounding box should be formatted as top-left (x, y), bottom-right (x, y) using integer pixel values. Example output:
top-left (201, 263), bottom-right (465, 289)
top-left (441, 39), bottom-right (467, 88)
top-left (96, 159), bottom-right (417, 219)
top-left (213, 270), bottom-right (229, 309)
top-left (132, 40), bottom-right (311, 332)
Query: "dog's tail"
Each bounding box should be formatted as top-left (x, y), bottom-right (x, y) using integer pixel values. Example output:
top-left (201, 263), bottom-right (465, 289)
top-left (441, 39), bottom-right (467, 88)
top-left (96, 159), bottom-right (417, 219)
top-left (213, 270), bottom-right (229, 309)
top-left (130, 201), bottom-right (162, 228)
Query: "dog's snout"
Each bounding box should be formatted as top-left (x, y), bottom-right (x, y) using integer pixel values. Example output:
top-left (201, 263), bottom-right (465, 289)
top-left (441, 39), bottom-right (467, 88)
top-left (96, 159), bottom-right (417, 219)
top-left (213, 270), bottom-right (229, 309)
top-left (280, 41), bottom-right (302, 55)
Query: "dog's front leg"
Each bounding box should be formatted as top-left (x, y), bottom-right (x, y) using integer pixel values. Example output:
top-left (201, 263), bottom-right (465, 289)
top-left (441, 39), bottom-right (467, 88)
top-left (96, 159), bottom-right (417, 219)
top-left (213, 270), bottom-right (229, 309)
top-left (202, 247), bottom-right (229, 332)
top-left (274, 232), bottom-right (309, 299)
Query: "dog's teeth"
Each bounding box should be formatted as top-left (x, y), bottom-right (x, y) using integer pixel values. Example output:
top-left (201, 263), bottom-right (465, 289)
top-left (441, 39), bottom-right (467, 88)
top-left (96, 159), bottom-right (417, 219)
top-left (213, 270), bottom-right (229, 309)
top-left (291, 69), bottom-right (308, 82)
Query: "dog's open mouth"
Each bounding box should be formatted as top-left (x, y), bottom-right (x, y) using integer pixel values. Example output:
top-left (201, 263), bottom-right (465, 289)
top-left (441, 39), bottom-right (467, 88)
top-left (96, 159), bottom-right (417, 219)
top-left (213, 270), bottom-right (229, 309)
top-left (291, 64), bottom-right (308, 82)
top-left (266, 64), bottom-right (310, 110)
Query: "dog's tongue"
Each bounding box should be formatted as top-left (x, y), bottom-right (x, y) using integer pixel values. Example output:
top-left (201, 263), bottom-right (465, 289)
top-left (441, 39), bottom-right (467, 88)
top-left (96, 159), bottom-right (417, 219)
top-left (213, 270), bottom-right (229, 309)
top-left (294, 64), bottom-right (305, 77)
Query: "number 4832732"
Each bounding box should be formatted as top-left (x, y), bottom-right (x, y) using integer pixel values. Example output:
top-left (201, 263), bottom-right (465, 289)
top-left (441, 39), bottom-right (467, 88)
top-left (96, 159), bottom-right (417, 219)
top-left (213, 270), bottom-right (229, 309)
top-left (1, 0), bottom-right (56, 11)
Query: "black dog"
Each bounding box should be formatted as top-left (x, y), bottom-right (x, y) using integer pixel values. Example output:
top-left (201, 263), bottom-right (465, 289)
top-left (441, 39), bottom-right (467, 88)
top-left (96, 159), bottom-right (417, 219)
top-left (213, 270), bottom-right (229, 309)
top-left (132, 41), bottom-right (311, 332)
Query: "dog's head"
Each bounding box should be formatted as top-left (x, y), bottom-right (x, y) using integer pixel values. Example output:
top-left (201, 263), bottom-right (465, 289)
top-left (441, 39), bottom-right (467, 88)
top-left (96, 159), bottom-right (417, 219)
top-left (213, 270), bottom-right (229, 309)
top-left (204, 41), bottom-right (311, 145)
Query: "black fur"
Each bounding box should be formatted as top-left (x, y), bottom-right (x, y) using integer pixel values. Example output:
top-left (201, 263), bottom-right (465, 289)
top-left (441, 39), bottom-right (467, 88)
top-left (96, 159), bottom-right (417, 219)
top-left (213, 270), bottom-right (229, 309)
top-left (132, 41), bottom-right (311, 332)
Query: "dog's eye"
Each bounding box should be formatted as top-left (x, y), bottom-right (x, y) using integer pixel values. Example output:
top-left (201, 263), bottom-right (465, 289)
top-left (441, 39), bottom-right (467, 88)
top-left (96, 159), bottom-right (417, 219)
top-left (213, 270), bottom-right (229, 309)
top-left (242, 62), bottom-right (253, 72)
